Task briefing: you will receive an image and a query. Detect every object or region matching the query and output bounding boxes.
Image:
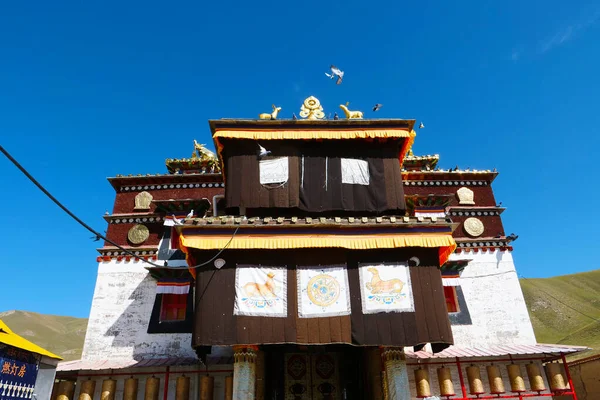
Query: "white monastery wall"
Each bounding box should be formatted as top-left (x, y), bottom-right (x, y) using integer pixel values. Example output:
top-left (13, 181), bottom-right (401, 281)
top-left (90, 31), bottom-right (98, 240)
top-left (81, 261), bottom-right (196, 361)
top-left (448, 250), bottom-right (537, 347)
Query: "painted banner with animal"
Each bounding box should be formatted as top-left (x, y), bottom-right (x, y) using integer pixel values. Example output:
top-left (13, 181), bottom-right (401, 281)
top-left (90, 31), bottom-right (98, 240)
top-left (234, 266), bottom-right (287, 317)
top-left (358, 263), bottom-right (414, 314)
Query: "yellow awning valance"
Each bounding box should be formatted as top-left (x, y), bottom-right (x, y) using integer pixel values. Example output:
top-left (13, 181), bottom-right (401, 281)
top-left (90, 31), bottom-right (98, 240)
top-left (180, 232), bottom-right (456, 268)
top-left (0, 320), bottom-right (62, 360)
top-left (213, 128), bottom-right (415, 141)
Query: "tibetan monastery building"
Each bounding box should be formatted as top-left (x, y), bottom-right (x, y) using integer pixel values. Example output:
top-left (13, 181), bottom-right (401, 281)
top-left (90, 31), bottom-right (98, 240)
top-left (55, 97), bottom-right (588, 400)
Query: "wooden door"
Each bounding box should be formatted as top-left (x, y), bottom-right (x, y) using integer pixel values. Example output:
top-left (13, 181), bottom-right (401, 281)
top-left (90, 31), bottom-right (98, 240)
top-left (284, 352), bottom-right (342, 400)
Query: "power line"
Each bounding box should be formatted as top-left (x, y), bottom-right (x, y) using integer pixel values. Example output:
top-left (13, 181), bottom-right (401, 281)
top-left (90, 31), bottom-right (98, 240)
top-left (0, 144), bottom-right (237, 271)
top-left (519, 275), bottom-right (600, 323)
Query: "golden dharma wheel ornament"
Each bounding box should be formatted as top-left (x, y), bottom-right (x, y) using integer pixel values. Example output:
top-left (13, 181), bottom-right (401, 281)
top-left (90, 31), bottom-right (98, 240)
top-left (128, 224), bottom-right (150, 244)
top-left (299, 96), bottom-right (325, 120)
top-left (464, 217), bottom-right (484, 237)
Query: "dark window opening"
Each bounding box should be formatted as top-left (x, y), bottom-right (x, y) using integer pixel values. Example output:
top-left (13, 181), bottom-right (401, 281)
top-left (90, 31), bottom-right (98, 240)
top-left (160, 293), bottom-right (188, 322)
top-left (444, 286), bottom-right (459, 313)
top-left (170, 228), bottom-right (181, 250)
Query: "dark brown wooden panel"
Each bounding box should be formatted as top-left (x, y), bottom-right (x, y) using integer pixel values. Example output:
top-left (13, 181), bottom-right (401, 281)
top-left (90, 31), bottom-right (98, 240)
top-left (192, 249), bottom-right (453, 348)
top-left (221, 138), bottom-right (406, 214)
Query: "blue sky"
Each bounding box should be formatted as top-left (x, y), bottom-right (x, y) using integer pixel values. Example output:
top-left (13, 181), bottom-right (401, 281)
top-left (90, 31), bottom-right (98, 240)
top-left (1, 1), bottom-right (599, 318)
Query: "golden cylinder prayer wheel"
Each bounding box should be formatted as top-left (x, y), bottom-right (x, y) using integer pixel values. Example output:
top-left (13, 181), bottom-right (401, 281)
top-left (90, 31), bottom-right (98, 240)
top-left (466, 366), bottom-right (485, 395)
top-left (414, 368), bottom-right (431, 398)
top-left (526, 363), bottom-right (546, 392)
top-left (507, 364), bottom-right (526, 392)
top-left (175, 376), bottom-right (190, 400)
top-left (487, 365), bottom-right (505, 394)
top-left (144, 377), bottom-right (160, 400)
top-left (78, 380), bottom-right (96, 400)
top-left (58, 381), bottom-right (76, 400)
top-left (545, 363), bottom-right (568, 391)
top-left (437, 367), bottom-right (455, 396)
top-left (224, 376), bottom-right (233, 400)
top-left (199, 376), bottom-right (214, 400)
top-left (100, 379), bottom-right (116, 400)
top-left (124, 378), bottom-right (139, 400)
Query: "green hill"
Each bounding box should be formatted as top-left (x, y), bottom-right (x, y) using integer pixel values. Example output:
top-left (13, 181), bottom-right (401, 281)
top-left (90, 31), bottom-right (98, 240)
top-left (0, 310), bottom-right (88, 361)
top-left (520, 269), bottom-right (600, 360)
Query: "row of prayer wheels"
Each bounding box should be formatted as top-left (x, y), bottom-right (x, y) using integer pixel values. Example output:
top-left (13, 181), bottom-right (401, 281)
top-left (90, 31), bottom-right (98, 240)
top-left (53, 375), bottom-right (234, 400)
top-left (414, 362), bottom-right (570, 398)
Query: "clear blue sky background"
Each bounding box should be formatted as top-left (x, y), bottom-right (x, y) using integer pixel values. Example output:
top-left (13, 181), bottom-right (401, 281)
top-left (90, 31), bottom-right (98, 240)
top-left (1, 1), bottom-right (598, 318)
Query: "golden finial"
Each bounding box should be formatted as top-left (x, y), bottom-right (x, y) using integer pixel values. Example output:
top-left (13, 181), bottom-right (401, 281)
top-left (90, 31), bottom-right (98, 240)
top-left (259, 104), bottom-right (282, 120)
top-left (407, 149), bottom-right (414, 157)
top-left (299, 96), bottom-right (325, 120)
top-left (339, 102), bottom-right (363, 119)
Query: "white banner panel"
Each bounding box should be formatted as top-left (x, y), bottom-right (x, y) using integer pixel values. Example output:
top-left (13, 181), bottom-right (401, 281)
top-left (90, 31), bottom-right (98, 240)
top-left (297, 266), bottom-right (351, 318)
top-left (234, 267), bottom-right (287, 317)
top-left (259, 157), bottom-right (289, 184)
top-left (341, 158), bottom-right (369, 185)
top-left (359, 263), bottom-right (415, 314)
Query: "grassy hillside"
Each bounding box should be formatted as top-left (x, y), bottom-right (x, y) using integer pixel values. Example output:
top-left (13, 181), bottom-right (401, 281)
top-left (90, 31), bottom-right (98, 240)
top-left (0, 310), bottom-right (88, 361)
top-left (520, 269), bottom-right (600, 360)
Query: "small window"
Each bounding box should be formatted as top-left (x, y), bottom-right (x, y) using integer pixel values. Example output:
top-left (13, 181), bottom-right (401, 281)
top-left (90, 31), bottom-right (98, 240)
top-left (341, 158), bottom-right (369, 185)
top-left (260, 157), bottom-right (289, 184)
top-left (444, 286), bottom-right (459, 313)
top-left (170, 228), bottom-right (180, 250)
top-left (160, 294), bottom-right (188, 321)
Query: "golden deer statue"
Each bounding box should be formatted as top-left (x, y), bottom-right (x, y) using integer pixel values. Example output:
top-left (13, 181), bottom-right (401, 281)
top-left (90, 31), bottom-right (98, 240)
top-left (339, 102), bottom-right (363, 119)
top-left (259, 104), bottom-right (282, 120)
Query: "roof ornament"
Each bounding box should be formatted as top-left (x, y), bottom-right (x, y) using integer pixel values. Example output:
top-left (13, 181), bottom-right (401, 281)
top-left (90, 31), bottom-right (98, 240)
top-left (339, 102), bottom-right (363, 119)
top-left (259, 104), bottom-right (282, 120)
top-left (299, 96), bottom-right (325, 120)
top-left (192, 140), bottom-right (217, 161)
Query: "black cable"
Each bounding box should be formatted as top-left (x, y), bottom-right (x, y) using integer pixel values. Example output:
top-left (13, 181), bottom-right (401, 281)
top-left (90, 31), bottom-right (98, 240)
top-left (1, 144), bottom-right (238, 271)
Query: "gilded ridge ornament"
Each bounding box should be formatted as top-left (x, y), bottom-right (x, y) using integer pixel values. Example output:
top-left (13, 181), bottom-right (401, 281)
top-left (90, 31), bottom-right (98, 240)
top-left (192, 140), bottom-right (217, 162)
top-left (128, 224), bottom-right (150, 244)
top-left (134, 191), bottom-right (153, 210)
top-left (464, 217), bottom-right (484, 237)
top-left (339, 102), bottom-right (363, 119)
top-left (259, 104), bottom-right (282, 120)
top-left (299, 96), bottom-right (325, 120)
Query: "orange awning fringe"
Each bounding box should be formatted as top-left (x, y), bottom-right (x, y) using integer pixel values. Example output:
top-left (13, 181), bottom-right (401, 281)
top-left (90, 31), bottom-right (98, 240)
top-left (181, 232), bottom-right (455, 277)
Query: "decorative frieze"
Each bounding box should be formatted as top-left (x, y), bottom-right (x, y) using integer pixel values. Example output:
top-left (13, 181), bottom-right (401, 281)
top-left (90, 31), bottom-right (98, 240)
top-left (449, 210), bottom-right (501, 216)
top-left (107, 216), bottom-right (164, 224)
top-left (403, 180), bottom-right (489, 186)
top-left (121, 182), bottom-right (225, 192)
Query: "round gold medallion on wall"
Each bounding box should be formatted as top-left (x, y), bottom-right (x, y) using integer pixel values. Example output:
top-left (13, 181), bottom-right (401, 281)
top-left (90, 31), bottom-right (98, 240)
top-left (128, 224), bottom-right (150, 244)
top-left (463, 217), bottom-right (484, 237)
